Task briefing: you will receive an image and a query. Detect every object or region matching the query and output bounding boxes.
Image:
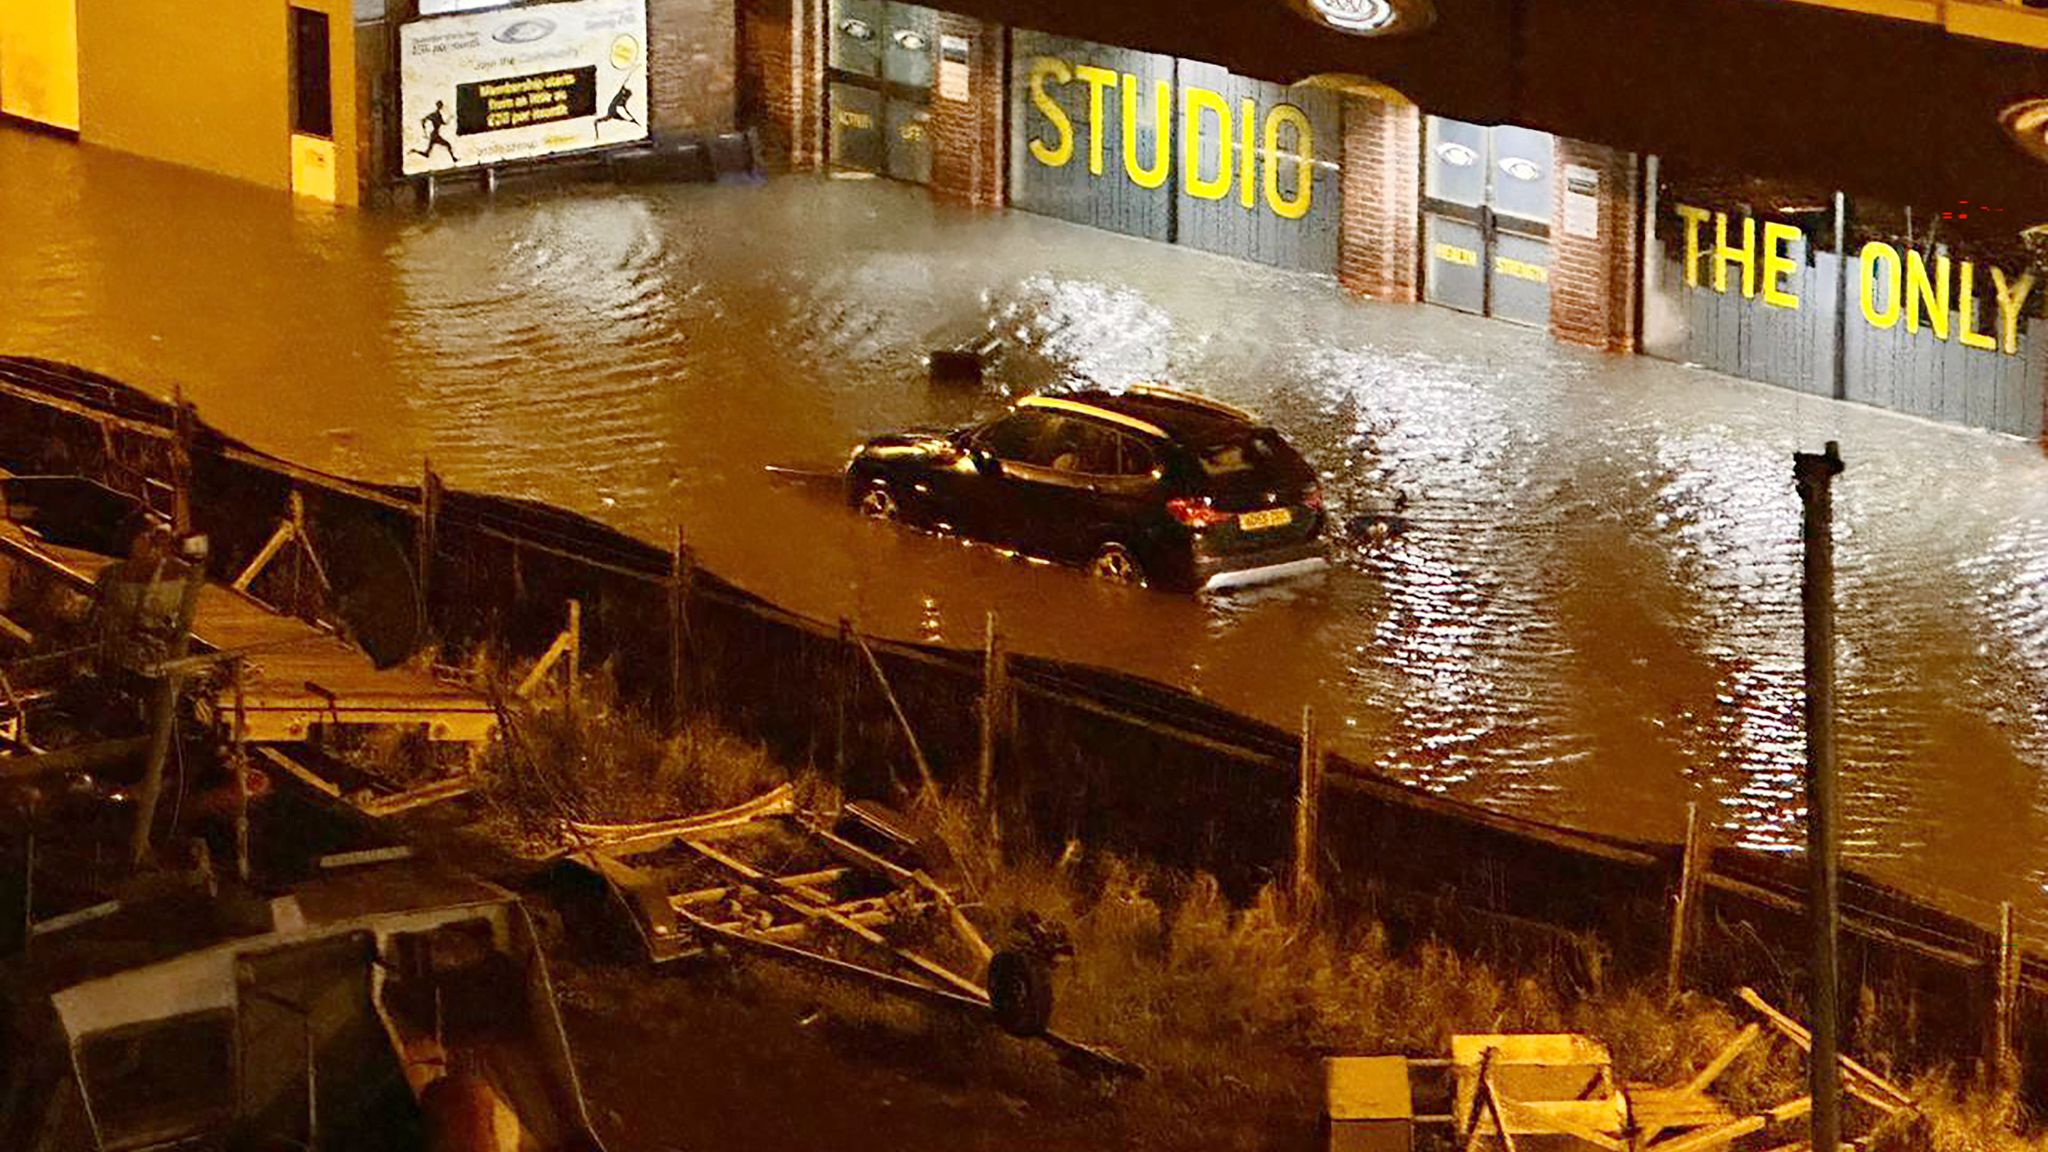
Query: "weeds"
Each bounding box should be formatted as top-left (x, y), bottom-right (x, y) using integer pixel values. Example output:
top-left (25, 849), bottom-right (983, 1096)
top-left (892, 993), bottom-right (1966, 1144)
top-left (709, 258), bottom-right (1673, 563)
top-left (378, 677), bottom-right (2045, 1146)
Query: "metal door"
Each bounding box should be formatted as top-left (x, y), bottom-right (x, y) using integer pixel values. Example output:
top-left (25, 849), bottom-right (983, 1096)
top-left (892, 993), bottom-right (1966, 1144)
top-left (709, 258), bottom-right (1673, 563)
top-left (828, 0), bottom-right (935, 183)
top-left (1424, 117), bottom-right (1554, 327)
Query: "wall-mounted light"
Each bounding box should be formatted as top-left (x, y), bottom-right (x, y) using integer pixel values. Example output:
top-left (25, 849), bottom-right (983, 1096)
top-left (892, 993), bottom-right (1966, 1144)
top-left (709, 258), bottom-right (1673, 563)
top-left (1287, 0), bottom-right (1437, 37)
top-left (1498, 156), bottom-right (1542, 182)
top-left (1998, 97), bottom-right (2048, 162)
top-left (1434, 141), bottom-right (1478, 167)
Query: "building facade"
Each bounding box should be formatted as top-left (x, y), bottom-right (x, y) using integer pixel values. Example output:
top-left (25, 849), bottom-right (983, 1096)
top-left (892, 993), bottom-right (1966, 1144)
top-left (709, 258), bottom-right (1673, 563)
top-left (737, 0), bottom-right (2048, 440)
top-left (0, 0), bottom-right (739, 206)
top-left (9, 0), bottom-right (2048, 437)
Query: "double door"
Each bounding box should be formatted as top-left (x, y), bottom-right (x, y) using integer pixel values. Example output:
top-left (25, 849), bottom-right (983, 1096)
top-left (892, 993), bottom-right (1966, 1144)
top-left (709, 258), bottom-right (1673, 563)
top-left (1423, 117), bottom-right (1555, 328)
top-left (828, 0), bottom-right (936, 183)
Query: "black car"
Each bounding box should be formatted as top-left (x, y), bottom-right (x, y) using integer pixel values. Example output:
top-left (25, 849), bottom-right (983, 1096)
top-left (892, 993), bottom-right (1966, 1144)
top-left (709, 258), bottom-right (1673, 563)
top-left (845, 386), bottom-right (1326, 591)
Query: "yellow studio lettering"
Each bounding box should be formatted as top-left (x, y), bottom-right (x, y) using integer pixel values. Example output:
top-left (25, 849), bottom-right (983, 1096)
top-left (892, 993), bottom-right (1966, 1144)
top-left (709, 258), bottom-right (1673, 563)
top-left (1238, 98), bottom-right (1256, 209)
top-left (1959, 263), bottom-right (1997, 351)
top-left (1262, 103), bottom-right (1313, 220)
top-left (1180, 86), bottom-right (1231, 201)
top-left (1121, 74), bottom-right (1172, 190)
top-left (1026, 57), bottom-right (1073, 169)
top-left (1761, 221), bottom-right (1802, 310)
top-left (1073, 65), bottom-right (1118, 177)
top-left (1675, 204), bottom-right (1711, 289)
top-left (1860, 241), bottom-right (1901, 329)
top-left (1994, 268), bottom-right (2035, 356)
top-left (1906, 250), bottom-right (1951, 341)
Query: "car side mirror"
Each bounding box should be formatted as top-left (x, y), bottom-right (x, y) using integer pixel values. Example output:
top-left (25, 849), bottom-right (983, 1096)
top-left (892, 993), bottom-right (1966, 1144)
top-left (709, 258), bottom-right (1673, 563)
top-left (971, 448), bottom-right (1002, 477)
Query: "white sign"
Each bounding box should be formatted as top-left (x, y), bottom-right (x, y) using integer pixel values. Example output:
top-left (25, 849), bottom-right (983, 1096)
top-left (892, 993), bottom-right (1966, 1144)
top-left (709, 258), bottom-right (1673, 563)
top-left (938, 34), bottom-right (971, 102)
top-left (1564, 163), bottom-right (1601, 239)
top-left (400, 0), bottom-right (649, 177)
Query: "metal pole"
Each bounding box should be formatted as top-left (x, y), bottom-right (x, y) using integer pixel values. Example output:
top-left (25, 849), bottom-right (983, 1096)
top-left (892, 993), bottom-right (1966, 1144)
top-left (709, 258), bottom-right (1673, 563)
top-left (233, 659), bottom-right (250, 883)
top-left (1796, 440), bottom-right (1844, 1152)
top-left (129, 535), bottom-right (210, 867)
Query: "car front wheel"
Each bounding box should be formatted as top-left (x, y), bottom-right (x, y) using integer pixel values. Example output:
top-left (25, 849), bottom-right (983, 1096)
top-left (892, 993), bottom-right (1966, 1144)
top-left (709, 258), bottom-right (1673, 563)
top-left (857, 483), bottom-right (901, 522)
top-left (1087, 542), bottom-right (1146, 587)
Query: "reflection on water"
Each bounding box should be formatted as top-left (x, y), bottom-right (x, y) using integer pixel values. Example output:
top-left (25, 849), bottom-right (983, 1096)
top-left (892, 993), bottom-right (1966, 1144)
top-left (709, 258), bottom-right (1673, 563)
top-left (9, 128), bottom-right (2048, 920)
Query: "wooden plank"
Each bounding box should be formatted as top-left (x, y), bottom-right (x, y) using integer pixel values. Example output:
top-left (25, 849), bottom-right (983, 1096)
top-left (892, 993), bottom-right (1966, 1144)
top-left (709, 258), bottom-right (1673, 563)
top-left (1682, 1023), bottom-right (1761, 1097)
top-left (255, 744), bottom-right (343, 798)
top-left (1737, 988), bottom-right (1913, 1113)
top-left (355, 777), bottom-right (475, 818)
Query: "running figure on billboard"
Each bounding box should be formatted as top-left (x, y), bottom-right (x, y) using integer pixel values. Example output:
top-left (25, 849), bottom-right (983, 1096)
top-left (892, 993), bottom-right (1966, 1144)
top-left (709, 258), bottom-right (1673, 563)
top-left (414, 100), bottom-right (458, 163)
top-left (594, 83), bottom-right (640, 138)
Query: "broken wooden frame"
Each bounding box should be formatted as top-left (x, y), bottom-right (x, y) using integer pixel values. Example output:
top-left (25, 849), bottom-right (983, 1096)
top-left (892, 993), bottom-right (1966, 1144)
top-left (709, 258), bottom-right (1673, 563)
top-left (1403, 990), bottom-right (1918, 1152)
top-left (571, 793), bottom-right (1139, 1079)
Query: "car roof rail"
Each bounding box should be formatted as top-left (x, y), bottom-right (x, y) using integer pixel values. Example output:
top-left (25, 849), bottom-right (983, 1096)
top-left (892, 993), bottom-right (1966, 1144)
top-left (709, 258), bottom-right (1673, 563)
top-left (1123, 383), bottom-right (1258, 423)
top-left (1019, 395), bottom-right (1168, 439)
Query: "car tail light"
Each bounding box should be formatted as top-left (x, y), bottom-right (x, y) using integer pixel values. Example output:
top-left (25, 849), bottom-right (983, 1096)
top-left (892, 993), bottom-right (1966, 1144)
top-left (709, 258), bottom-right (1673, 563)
top-left (1302, 486), bottom-right (1324, 511)
top-left (1167, 497), bottom-right (1234, 528)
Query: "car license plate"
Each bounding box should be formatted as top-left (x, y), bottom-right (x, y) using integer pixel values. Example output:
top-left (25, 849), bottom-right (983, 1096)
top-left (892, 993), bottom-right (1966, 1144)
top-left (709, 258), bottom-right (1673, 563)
top-left (1239, 508), bottom-right (1292, 531)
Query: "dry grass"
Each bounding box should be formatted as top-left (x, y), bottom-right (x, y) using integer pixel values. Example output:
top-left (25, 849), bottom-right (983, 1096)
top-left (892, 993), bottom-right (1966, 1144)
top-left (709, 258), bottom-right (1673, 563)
top-left (378, 683), bottom-right (2046, 1146)
top-left (468, 660), bottom-right (790, 838)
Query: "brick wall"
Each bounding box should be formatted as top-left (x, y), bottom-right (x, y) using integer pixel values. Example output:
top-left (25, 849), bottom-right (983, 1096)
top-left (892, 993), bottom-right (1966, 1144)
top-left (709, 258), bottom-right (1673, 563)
top-left (927, 14), bottom-right (1005, 208)
top-left (737, 0), bottom-right (823, 169)
top-left (1337, 95), bottom-right (1421, 304)
top-left (647, 0), bottom-right (736, 138)
top-left (1548, 138), bottom-right (1639, 352)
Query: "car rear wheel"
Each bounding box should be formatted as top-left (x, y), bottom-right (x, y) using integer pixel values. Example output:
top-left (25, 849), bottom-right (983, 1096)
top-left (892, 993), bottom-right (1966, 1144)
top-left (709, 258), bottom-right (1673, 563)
top-left (857, 484), bottom-right (900, 522)
top-left (1087, 543), bottom-right (1146, 587)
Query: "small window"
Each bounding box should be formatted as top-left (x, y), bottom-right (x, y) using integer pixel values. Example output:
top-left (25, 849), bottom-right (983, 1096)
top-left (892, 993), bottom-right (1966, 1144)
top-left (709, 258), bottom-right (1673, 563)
top-left (292, 8), bottom-right (334, 139)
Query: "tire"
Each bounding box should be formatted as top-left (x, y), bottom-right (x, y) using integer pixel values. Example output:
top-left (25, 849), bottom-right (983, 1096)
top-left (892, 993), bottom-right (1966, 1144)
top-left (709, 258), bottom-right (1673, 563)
top-left (856, 482), bottom-right (901, 522)
top-left (1086, 542), bottom-right (1146, 588)
top-left (988, 949), bottom-right (1055, 1037)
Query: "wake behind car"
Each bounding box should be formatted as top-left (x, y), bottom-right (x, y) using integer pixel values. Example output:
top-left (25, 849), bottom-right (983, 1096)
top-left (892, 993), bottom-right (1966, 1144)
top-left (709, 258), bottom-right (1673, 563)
top-left (845, 386), bottom-right (1326, 592)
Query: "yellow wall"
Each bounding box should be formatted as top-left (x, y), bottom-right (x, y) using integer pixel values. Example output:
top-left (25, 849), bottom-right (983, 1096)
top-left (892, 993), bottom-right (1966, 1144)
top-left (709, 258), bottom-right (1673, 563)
top-left (0, 0), bottom-right (82, 132)
top-left (75, 0), bottom-right (358, 203)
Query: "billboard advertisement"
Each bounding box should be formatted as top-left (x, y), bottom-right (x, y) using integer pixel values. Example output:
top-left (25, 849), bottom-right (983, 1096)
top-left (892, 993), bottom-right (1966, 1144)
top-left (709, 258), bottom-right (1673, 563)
top-left (400, 0), bottom-right (648, 177)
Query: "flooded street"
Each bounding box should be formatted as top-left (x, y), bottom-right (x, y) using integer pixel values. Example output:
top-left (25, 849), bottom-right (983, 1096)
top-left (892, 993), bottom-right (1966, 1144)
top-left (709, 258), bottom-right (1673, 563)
top-left (9, 128), bottom-right (2048, 923)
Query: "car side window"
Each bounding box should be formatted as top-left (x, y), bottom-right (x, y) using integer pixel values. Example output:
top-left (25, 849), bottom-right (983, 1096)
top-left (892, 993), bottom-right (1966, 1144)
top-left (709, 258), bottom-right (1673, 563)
top-left (1046, 418), bottom-right (1121, 475)
top-left (980, 412), bottom-right (1057, 464)
top-left (1116, 435), bottom-right (1156, 477)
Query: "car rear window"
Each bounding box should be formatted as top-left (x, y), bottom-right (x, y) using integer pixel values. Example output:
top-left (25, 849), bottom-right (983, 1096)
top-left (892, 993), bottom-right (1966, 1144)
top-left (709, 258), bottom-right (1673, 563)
top-left (1194, 429), bottom-right (1299, 478)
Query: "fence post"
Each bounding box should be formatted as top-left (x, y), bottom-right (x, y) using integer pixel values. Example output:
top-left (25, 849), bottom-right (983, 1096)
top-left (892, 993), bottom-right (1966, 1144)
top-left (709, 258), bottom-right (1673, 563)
top-left (835, 617), bottom-right (851, 783)
top-left (417, 458), bottom-right (442, 610)
top-left (1667, 801), bottom-right (1705, 1000)
top-left (565, 600), bottom-right (582, 709)
top-left (1292, 704), bottom-right (1324, 916)
top-left (1996, 901), bottom-right (2020, 1091)
top-left (977, 611), bottom-right (1007, 806)
top-left (169, 389), bottom-right (194, 537)
top-left (669, 525), bottom-right (692, 726)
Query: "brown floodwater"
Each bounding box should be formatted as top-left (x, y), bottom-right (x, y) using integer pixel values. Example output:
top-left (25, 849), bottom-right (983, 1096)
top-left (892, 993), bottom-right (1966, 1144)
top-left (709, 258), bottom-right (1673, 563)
top-left (9, 128), bottom-right (2048, 924)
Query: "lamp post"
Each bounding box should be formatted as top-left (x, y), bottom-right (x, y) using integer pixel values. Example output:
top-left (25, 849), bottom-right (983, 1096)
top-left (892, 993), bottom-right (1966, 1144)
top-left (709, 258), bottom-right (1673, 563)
top-left (1795, 441), bottom-right (1844, 1152)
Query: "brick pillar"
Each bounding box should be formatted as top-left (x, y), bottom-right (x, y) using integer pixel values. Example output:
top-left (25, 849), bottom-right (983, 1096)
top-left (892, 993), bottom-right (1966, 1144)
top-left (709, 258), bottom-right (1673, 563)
top-left (1337, 94), bottom-right (1421, 303)
top-left (1549, 138), bottom-right (1640, 352)
top-left (928, 15), bottom-right (1006, 208)
top-left (648, 0), bottom-right (737, 138)
top-left (737, 0), bottom-right (824, 170)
